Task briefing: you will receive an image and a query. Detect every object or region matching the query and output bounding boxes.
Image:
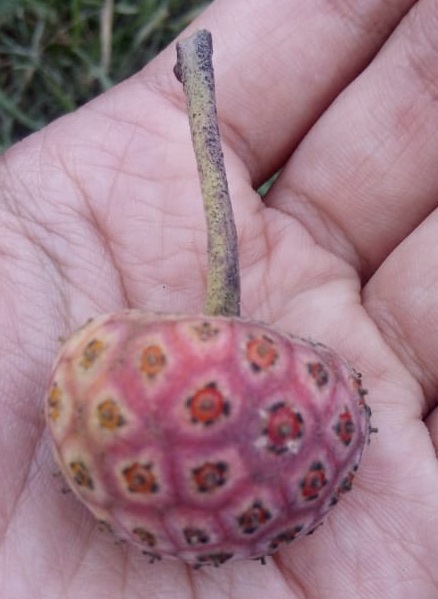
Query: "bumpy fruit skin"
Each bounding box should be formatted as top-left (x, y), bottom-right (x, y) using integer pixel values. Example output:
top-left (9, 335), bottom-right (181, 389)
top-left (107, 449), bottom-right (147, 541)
top-left (45, 310), bottom-right (371, 567)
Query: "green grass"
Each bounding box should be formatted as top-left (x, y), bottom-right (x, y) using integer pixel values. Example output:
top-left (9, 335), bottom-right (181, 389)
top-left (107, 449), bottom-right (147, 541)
top-left (0, 0), bottom-right (211, 150)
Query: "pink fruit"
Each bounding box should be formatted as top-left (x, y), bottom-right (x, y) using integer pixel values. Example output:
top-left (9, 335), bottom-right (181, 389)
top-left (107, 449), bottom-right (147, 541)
top-left (46, 311), bottom-right (371, 566)
top-left (45, 30), bottom-right (374, 567)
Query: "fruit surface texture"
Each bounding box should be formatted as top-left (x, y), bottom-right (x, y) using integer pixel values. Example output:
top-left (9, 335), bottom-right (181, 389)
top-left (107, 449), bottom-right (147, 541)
top-left (46, 310), bottom-right (371, 567)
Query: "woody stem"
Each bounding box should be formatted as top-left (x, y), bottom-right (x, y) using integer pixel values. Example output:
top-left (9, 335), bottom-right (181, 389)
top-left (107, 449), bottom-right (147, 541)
top-left (174, 29), bottom-right (240, 317)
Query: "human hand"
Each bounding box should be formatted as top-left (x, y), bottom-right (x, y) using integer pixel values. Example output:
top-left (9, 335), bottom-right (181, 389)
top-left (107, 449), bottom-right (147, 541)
top-left (1, 0), bottom-right (438, 597)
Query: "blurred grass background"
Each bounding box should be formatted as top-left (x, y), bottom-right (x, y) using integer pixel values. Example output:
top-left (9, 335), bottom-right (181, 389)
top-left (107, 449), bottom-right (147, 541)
top-left (0, 0), bottom-right (211, 151)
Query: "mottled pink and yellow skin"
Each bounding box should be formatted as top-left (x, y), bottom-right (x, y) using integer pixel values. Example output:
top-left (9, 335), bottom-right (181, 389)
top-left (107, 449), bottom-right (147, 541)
top-left (46, 310), bottom-right (371, 567)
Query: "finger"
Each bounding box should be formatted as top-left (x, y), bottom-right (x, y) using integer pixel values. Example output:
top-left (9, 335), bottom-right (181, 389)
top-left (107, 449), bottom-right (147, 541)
top-left (363, 207), bottom-right (438, 410)
top-left (266, 0), bottom-right (438, 277)
top-left (146, 0), bottom-right (417, 186)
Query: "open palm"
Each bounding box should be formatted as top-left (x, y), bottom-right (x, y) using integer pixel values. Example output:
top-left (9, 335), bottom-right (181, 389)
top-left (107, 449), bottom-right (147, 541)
top-left (1, 0), bottom-right (438, 597)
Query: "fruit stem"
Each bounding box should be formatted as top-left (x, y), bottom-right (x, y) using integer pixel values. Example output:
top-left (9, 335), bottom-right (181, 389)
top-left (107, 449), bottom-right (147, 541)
top-left (174, 29), bottom-right (240, 318)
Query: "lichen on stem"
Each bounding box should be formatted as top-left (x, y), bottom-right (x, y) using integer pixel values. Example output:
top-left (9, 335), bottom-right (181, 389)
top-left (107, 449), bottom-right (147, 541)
top-left (174, 29), bottom-right (240, 318)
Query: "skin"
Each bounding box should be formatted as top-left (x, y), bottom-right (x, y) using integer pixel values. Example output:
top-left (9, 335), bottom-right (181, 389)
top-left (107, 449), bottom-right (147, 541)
top-left (1, 0), bottom-right (438, 597)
